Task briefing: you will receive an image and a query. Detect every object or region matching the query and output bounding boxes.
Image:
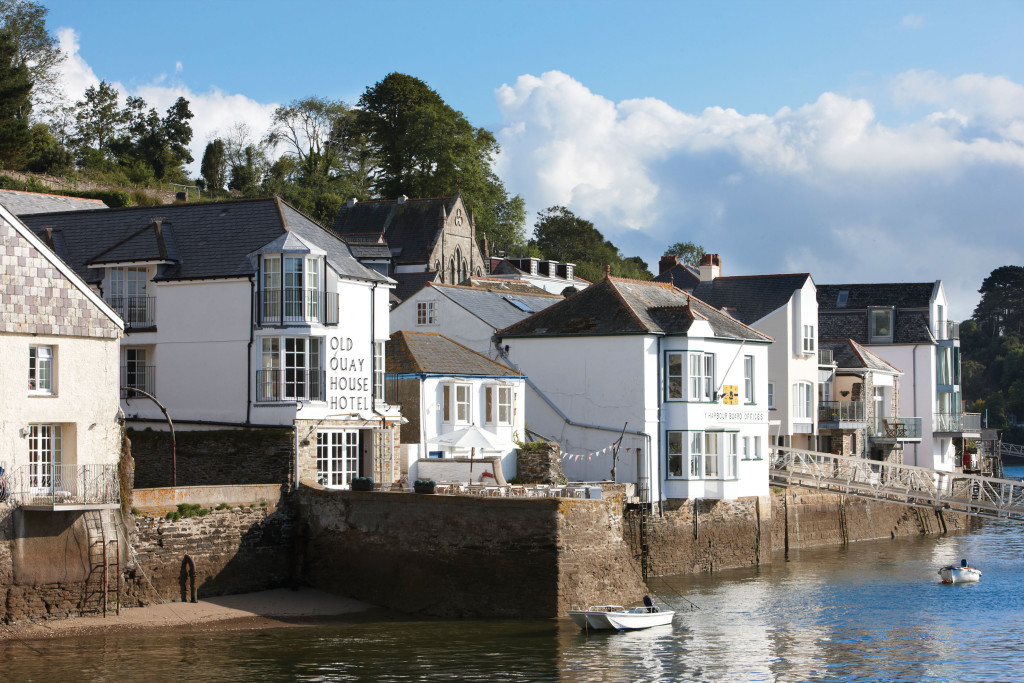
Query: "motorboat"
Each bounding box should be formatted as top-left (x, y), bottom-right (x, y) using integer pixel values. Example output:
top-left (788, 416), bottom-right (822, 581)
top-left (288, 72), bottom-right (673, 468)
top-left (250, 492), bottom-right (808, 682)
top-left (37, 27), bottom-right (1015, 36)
top-left (568, 596), bottom-right (674, 630)
top-left (939, 559), bottom-right (982, 584)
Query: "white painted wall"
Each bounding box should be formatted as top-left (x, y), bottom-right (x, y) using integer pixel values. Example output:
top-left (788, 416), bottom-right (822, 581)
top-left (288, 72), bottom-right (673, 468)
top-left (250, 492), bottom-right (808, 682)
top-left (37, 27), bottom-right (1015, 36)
top-left (390, 287), bottom-right (499, 360)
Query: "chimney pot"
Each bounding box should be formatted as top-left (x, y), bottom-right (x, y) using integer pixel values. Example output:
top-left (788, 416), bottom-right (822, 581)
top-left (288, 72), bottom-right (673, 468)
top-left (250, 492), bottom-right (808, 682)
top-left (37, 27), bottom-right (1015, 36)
top-left (659, 255), bottom-right (679, 274)
top-left (346, 198), bottom-right (358, 207)
top-left (698, 253), bottom-right (721, 282)
top-left (604, 264), bottom-right (611, 278)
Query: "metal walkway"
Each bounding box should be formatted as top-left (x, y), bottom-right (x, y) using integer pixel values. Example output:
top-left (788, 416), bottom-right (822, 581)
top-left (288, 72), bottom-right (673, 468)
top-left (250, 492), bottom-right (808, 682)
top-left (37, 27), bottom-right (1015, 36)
top-left (770, 447), bottom-right (1024, 523)
top-left (1001, 442), bottom-right (1024, 461)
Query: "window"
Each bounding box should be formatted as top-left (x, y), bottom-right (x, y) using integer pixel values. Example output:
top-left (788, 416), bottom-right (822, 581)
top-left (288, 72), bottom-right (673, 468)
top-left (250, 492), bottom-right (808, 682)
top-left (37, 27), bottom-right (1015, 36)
top-left (442, 385), bottom-right (450, 422)
top-left (704, 433), bottom-right (720, 478)
top-left (444, 383), bottom-right (472, 423)
top-left (793, 382), bottom-right (813, 419)
top-left (802, 325), bottom-right (815, 353)
top-left (754, 436), bottom-right (762, 459)
top-left (742, 436), bottom-right (751, 460)
top-left (259, 337), bottom-right (323, 401)
top-left (689, 352), bottom-right (715, 401)
top-left (743, 356), bottom-right (754, 403)
top-left (316, 430), bottom-right (359, 488)
top-left (28, 424), bottom-right (61, 490)
top-left (28, 345), bottom-right (53, 394)
top-left (870, 308), bottom-right (893, 342)
top-left (690, 432), bottom-right (702, 477)
top-left (261, 255), bottom-right (324, 323)
top-left (819, 380), bottom-right (831, 404)
top-left (262, 256), bottom-right (281, 319)
top-left (836, 290), bottom-right (849, 308)
top-left (417, 301), bottom-right (437, 325)
top-left (725, 434), bottom-right (738, 478)
top-left (373, 341), bottom-right (385, 402)
top-left (873, 386), bottom-right (886, 418)
top-left (768, 382), bottom-right (775, 410)
top-left (109, 266), bottom-right (149, 325)
top-left (486, 385), bottom-right (513, 425)
top-left (123, 347), bottom-right (149, 395)
top-left (305, 257), bottom-right (320, 320)
top-left (667, 431), bottom-right (684, 477)
top-left (505, 296), bottom-right (534, 313)
top-left (667, 352), bottom-right (684, 399)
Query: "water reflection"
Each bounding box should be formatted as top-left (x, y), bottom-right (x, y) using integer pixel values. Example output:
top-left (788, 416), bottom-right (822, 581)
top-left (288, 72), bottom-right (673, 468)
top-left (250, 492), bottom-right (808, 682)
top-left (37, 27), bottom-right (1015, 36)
top-left (6, 513), bottom-right (1024, 681)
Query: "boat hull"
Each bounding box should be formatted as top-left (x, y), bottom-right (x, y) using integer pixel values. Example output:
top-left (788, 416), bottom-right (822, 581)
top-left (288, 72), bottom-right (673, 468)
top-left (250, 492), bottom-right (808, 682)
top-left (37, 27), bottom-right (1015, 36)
top-left (939, 566), bottom-right (982, 583)
top-left (568, 607), bottom-right (674, 631)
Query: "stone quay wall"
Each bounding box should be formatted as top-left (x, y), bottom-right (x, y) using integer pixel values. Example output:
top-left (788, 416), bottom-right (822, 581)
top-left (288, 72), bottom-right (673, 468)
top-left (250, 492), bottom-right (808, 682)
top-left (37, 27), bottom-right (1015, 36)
top-left (129, 428), bottom-right (293, 489)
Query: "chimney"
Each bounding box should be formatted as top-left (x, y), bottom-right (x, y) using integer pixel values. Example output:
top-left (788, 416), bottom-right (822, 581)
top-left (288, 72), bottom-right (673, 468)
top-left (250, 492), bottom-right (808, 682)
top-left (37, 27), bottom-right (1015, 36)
top-left (659, 255), bottom-right (679, 275)
top-left (346, 198), bottom-right (358, 208)
top-left (604, 264), bottom-right (611, 279)
top-left (699, 253), bottom-right (721, 282)
top-left (482, 235), bottom-right (489, 258)
top-left (396, 195), bottom-right (407, 205)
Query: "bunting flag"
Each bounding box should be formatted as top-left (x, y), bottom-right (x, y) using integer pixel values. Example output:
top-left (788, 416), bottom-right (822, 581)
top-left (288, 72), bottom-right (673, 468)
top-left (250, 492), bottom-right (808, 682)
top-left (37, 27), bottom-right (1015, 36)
top-left (560, 442), bottom-right (623, 462)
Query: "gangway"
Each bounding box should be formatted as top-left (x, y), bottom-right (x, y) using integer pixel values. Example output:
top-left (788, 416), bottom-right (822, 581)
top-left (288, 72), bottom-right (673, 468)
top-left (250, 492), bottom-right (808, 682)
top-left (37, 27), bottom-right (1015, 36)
top-left (1001, 442), bottom-right (1024, 461)
top-left (770, 447), bottom-right (1024, 523)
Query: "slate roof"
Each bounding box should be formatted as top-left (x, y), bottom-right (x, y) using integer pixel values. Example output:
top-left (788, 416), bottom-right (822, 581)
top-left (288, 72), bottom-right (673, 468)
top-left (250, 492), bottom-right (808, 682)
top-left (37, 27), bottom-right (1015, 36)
top-left (345, 240), bottom-right (392, 260)
top-left (653, 262), bottom-right (701, 290)
top-left (424, 282), bottom-right (562, 330)
top-left (392, 271), bottom-right (442, 302)
top-left (818, 282), bottom-right (938, 345)
top-left (497, 276), bottom-right (772, 342)
top-left (386, 331), bottom-right (522, 377)
top-left (19, 198), bottom-right (389, 286)
top-left (821, 339), bottom-right (901, 373)
top-left (465, 277), bottom-right (553, 296)
top-left (0, 188), bottom-right (108, 214)
top-left (331, 196), bottom-right (460, 266)
top-left (689, 274), bottom-right (812, 326)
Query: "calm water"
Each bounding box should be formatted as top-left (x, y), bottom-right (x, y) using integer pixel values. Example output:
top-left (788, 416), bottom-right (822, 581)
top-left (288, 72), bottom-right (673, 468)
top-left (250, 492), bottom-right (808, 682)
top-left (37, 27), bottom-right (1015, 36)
top-left (6, 473), bottom-right (1024, 682)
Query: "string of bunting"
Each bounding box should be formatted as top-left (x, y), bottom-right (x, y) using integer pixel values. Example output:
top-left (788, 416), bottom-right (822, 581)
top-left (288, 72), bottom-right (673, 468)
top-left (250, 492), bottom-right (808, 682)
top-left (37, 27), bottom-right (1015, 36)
top-left (560, 445), bottom-right (634, 462)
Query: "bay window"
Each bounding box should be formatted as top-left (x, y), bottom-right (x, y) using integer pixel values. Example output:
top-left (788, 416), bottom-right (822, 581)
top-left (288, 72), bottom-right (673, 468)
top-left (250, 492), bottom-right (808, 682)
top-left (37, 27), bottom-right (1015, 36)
top-left (259, 336), bottom-right (323, 402)
top-left (485, 385), bottom-right (513, 425)
top-left (689, 352), bottom-right (715, 401)
top-left (667, 351), bottom-right (684, 399)
top-left (260, 254), bottom-right (330, 324)
top-left (725, 433), bottom-right (738, 478)
top-left (667, 431), bottom-right (684, 477)
top-left (704, 433), bottom-right (720, 478)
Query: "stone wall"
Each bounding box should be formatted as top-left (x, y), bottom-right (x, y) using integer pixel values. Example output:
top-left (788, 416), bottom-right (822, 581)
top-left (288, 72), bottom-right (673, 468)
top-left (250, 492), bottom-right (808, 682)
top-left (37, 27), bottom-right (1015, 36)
top-left (129, 427), bottom-right (293, 489)
top-left (516, 441), bottom-right (564, 484)
top-left (295, 486), bottom-right (645, 619)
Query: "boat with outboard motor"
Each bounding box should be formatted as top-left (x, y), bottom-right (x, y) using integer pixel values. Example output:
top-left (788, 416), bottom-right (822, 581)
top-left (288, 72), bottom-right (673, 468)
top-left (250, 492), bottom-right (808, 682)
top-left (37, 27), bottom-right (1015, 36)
top-left (939, 559), bottom-right (982, 584)
top-left (568, 596), bottom-right (674, 630)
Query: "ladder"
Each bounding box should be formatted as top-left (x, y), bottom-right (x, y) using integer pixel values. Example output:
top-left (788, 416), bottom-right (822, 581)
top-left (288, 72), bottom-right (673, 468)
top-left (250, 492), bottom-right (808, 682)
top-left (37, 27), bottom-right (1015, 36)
top-left (84, 510), bottom-right (121, 617)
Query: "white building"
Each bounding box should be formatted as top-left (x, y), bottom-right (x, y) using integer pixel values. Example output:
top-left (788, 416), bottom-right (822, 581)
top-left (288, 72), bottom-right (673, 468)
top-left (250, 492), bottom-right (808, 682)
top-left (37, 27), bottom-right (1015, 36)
top-left (390, 280), bottom-right (561, 361)
top-left (660, 254), bottom-right (820, 452)
top-left (498, 274), bottom-right (773, 503)
top-left (20, 198), bottom-right (402, 488)
top-left (818, 281), bottom-right (977, 472)
top-left (385, 331), bottom-right (526, 483)
top-left (0, 202), bottom-right (123, 508)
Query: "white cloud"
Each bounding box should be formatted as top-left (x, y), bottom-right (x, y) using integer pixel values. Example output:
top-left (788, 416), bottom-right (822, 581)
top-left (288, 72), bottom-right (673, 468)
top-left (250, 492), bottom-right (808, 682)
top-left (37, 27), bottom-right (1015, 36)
top-left (902, 14), bottom-right (925, 28)
top-left (495, 70), bottom-right (1024, 317)
top-left (53, 28), bottom-right (278, 175)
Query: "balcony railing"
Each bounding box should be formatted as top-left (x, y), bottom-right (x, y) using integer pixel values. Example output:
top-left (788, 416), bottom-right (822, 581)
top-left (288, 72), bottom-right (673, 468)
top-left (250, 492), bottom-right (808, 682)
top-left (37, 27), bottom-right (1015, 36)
top-left (934, 412), bottom-right (982, 433)
top-left (120, 364), bottom-right (156, 398)
top-left (818, 349), bottom-right (834, 366)
top-left (258, 290), bottom-right (339, 326)
top-left (936, 321), bottom-right (960, 341)
top-left (4, 463), bottom-right (120, 508)
top-left (256, 369), bottom-right (325, 402)
top-left (818, 401), bottom-right (865, 423)
top-left (107, 295), bottom-right (156, 329)
top-left (869, 417), bottom-right (923, 440)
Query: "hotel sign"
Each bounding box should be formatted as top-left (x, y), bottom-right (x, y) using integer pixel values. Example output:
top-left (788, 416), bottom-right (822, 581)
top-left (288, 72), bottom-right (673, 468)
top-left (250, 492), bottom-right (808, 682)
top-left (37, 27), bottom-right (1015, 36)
top-left (706, 409), bottom-right (766, 423)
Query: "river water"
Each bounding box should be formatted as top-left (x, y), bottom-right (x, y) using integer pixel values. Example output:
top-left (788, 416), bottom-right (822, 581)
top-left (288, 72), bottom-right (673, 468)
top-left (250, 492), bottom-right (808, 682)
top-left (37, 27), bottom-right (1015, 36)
top-left (6, 471), bottom-right (1024, 682)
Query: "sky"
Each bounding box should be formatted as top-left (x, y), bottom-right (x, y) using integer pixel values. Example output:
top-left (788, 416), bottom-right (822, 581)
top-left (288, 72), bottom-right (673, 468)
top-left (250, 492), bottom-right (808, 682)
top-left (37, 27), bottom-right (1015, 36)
top-left (36, 0), bottom-right (1024, 318)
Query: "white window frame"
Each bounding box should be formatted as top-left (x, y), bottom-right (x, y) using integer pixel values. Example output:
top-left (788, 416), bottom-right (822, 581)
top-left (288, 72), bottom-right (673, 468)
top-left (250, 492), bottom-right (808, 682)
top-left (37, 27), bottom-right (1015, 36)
top-left (689, 352), bottom-right (715, 402)
top-left (802, 324), bottom-right (815, 353)
top-left (260, 336), bottom-right (323, 401)
top-left (316, 430), bottom-right (359, 488)
top-left (743, 355), bottom-right (754, 404)
top-left (704, 433), bottom-right (720, 478)
top-left (28, 345), bottom-right (54, 395)
top-left (767, 381), bottom-right (775, 410)
top-left (443, 383), bottom-right (472, 424)
top-left (793, 381), bottom-right (813, 419)
top-left (373, 341), bottom-right (385, 402)
top-left (417, 301), bottom-right (437, 325)
top-left (28, 424), bottom-right (61, 490)
top-left (109, 266), bottom-right (148, 325)
top-left (666, 430), bottom-right (685, 478)
top-left (497, 386), bottom-right (513, 425)
top-left (666, 351), bottom-right (684, 400)
top-left (690, 431), bottom-right (703, 478)
top-left (123, 347), bottom-right (149, 394)
top-left (742, 436), bottom-right (751, 461)
top-left (262, 255), bottom-right (281, 319)
top-left (725, 433), bottom-right (738, 478)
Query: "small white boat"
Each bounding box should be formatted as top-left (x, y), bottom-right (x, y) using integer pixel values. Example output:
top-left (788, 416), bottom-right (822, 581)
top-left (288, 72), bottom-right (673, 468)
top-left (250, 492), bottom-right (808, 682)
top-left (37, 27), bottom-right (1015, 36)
top-left (939, 559), bottom-right (982, 584)
top-left (568, 596), bottom-right (674, 631)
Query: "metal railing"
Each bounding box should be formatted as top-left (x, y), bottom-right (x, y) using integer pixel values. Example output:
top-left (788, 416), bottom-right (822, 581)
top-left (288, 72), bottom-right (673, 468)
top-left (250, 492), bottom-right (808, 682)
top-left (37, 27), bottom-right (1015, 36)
top-left (5, 463), bottom-right (119, 507)
top-left (818, 348), bottom-right (834, 365)
top-left (818, 400), bottom-right (865, 423)
top-left (258, 290), bottom-right (338, 326)
top-left (106, 295), bottom-right (156, 329)
top-left (120, 365), bottom-right (156, 398)
top-left (770, 446), bottom-right (1024, 523)
top-left (256, 369), bottom-right (325, 402)
top-left (936, 321), bottom-right (960, 341)
top-left (934, 412), bottom-right (982, 433)
top-left (868, 416), bottom-right (923, 439)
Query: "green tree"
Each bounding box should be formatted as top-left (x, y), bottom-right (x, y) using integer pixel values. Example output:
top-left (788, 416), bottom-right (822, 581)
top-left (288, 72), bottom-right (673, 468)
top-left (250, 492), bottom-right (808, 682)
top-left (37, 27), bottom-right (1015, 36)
top-left (24, 121), bottom-right (71, 174)
top-left (664, 240), bottom-right (706, 266)
top-left (0, 0), bottom-right (63, 116)
top-left (0, 28), bottom-right (32, 168)
top-left (201, 139), bottom-right (226, 192)
top-left (72, 81), bottom-right (124, 168)
top-left (533, 206), bottom-right (651, 281)
top-left (266, 96), bottom-right (351, 187)
top-left (973, 265), bottom-right (1024, 337)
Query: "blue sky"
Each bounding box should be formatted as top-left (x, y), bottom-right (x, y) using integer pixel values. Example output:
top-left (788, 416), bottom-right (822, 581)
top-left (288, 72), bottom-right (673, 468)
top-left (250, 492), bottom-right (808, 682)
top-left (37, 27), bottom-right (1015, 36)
top-left (39, 0), bottom-right (1024, 316)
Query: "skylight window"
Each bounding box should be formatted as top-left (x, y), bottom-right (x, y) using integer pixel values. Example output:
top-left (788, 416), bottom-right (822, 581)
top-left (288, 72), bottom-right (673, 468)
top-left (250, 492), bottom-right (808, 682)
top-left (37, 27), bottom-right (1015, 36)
top-left (505, 296), bottom-right (534, 313)
top-left (837, 290), bottom-right (849, 308)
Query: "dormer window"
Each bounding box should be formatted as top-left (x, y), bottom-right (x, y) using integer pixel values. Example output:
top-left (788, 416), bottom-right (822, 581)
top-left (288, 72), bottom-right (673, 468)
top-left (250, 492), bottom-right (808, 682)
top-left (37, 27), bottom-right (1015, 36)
top-left (108, 266), bottom-right (153, 328)
top-left (870, 307), bottom-right (894, 343)
top-left (260, 254), bottom-right (333, 325)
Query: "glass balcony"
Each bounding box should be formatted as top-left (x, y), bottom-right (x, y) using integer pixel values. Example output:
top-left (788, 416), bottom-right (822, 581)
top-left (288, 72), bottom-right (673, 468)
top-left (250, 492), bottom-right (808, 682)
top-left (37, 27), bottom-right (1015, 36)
top-left (869, 417), bottom-right (923, 440)
top-left (818, 348), bottom-right (834, 365)
top-left (818, 401), bottom-right (865, 423)
top-left (936, 321), bottom-right (960, 341)
top-left (934, 412), bottom-right (982, 433)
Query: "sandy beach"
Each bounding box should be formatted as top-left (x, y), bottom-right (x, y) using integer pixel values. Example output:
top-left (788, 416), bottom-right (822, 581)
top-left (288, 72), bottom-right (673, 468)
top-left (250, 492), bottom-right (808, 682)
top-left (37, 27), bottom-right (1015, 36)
top-left (0, 588), bottom-right (386, 641)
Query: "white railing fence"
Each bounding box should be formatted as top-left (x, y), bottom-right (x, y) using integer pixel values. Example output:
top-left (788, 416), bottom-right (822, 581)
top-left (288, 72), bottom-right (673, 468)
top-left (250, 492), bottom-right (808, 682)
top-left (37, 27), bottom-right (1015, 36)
top-left (4, 464), bottom-right (119, 507)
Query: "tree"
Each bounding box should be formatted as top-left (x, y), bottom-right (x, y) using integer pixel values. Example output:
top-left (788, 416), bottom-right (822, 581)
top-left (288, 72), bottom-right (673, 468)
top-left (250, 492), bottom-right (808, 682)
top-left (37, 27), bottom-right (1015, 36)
top-left (24, 121), bottom-right (72, 174)
top-left (532, 206), bottom-right (651, 282)
top-left (72, 81), bottom-right (124, 167)
top-left (973, 266), bottom-right (1024, 337)
top-left (0, 28), bottom-right (32, 168)
top-left (664, 241), bottom-right (706, 266)
top-left (0, 0), bottom-right (63, 116)
top-left (201, 139), bottom-right (226, 192)
top-left (266, 96), bottom-right (352, 187)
